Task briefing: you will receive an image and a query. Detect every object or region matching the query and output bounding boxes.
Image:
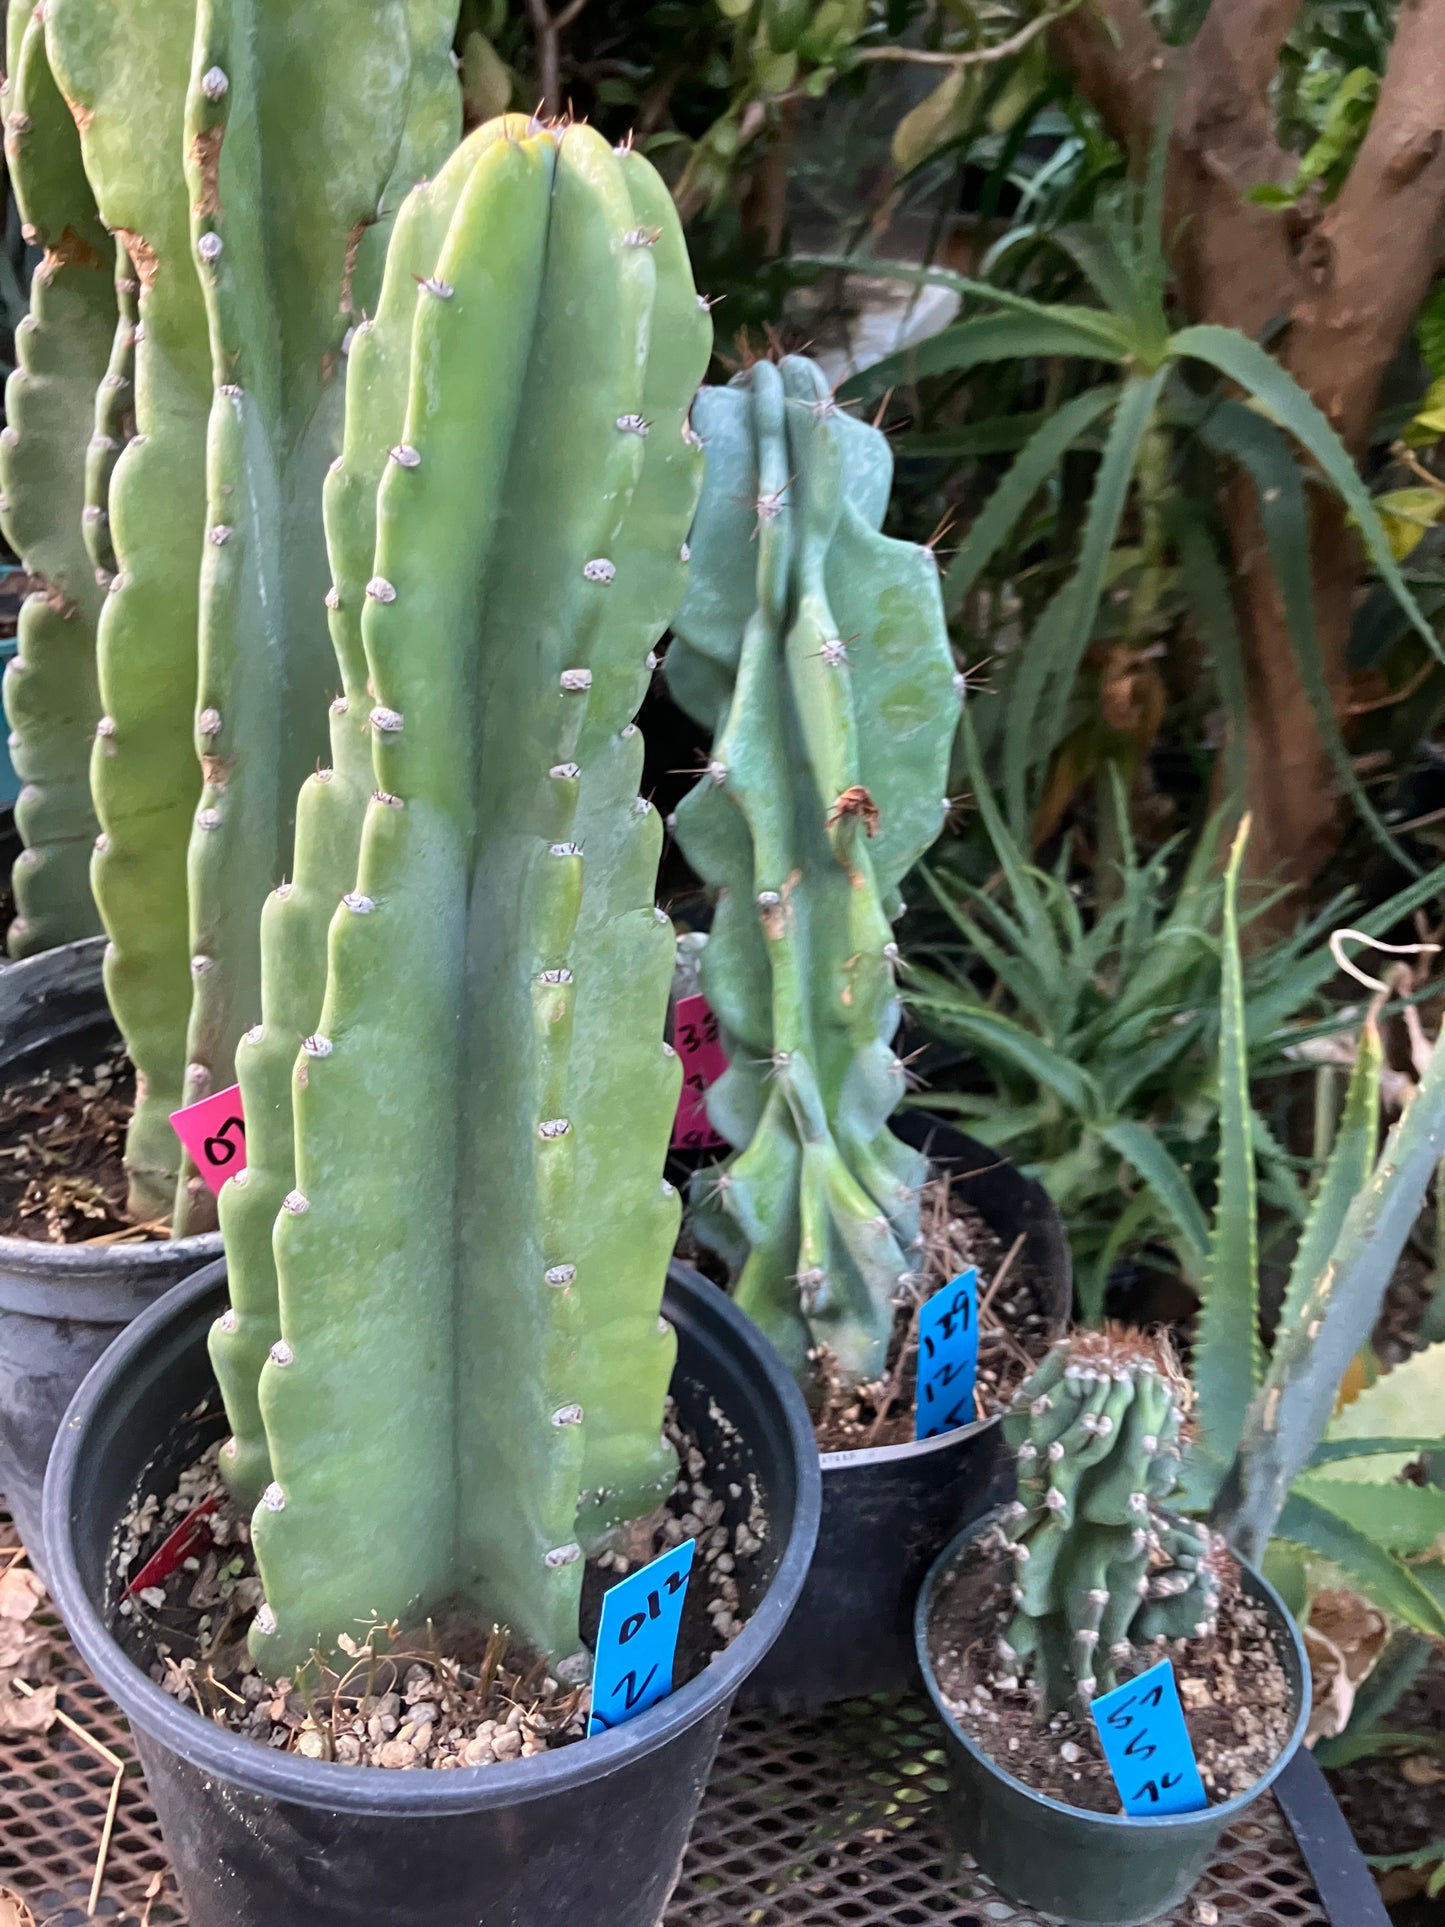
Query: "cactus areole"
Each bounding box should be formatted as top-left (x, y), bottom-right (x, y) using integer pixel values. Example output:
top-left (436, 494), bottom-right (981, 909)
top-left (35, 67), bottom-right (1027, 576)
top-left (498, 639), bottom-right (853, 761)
top-left (208, 117), bottom-right (712, 1679)
top-left (998, 1331), bottom-right (1222, 1717)
top-left (665, 354), bottom-right (962, 1392)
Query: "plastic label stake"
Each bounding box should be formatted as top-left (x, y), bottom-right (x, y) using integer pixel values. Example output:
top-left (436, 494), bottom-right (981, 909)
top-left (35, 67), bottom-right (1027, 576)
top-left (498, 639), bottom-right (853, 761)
top-left (588, 1537), bottom-right (695, 1737)
top-left (915, 1267), bottom-right (979, 1441)
top-left (671, 992), bottom-right (727, 1151)
top-left (1091, 1658), bottom-right (1208, 1817)
top-left (169, 1084), bottom-right (247, 1195)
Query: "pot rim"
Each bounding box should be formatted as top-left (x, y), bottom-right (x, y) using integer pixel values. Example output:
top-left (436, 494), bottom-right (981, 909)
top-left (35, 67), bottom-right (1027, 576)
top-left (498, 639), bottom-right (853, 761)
top-left (44, 1256), bottom-right (822, 1818)
top-left (914, 1506), bottom-right (1311, 1832)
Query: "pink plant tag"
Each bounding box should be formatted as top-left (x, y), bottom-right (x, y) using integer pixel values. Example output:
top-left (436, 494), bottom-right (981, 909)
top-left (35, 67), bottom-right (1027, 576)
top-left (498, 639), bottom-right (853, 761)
top-left (170, 1084), bottom-right (247, 1195)
top-left (671, 993), bottom-right (728, 1151)
top-left (126, 1493), bottom-right (220, 1598)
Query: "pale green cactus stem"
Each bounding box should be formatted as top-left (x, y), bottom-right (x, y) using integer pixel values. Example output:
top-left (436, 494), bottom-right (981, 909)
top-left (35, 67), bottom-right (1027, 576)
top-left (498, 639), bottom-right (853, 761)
top-left (218, 117), bottom-right (710, 1674)
top-left (172, 0), bottom-right (458, 1236)
top-left (999, 1332), bottom-right (1221, 1717)
top-left (0, 0), bottom-right (111, 958)
top-left (46, 0), bottom-right (213, 1222)
top-left (81, 245), bottom-right (139, 586)
top-left (213, 7), bottom-right (464, 1506)
top-left (665, 354), bottom-right (961, 1387)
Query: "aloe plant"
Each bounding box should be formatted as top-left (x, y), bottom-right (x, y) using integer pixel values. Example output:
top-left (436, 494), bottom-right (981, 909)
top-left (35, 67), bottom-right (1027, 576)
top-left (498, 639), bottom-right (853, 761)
top-left (664, 351), bottom-right (962, 1387)
top-left (209, 116), bottom-right (711, 1676)
top-left (23, 0), bottom-right (459, 1231)
top-left (1194, 820), bottom-right (1445, 1639)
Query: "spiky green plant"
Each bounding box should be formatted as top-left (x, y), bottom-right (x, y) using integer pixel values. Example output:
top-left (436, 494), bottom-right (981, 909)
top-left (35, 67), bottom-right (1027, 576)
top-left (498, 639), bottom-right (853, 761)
top-left (29, 0), bottom-right (459, 1231)
top-left (999, 1329), bottom-right (1220, 1715)
top-left (0, 0), bottom-right (111, 957)
top-left (664, 352), bottom-right (962, 1388)
top-left (207, 116), bottom-right (711, 1676)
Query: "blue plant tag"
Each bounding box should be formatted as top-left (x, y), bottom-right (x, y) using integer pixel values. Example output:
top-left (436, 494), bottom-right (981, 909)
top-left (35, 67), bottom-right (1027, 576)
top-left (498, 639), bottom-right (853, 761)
top-left (1091, 1657), bottom-right (1208, 1817)
top-left (915, 1267), bottom-right (979, 1441)
top-left (587, 1537), bottom-right (696, 1738)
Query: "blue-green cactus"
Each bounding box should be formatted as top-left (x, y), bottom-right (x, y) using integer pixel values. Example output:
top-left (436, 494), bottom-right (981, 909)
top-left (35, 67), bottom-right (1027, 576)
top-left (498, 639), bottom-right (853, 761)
top-left (665, 354), bottom-right (962, 1387)
top-left (208, 117), bottom-right (711, 1675)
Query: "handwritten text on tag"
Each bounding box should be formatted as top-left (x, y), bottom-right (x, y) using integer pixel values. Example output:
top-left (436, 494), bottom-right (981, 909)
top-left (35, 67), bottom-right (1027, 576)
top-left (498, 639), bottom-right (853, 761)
top-left (671, 993), bottom-right (727, 1152)
top-left (1091, 1658), bottom-right (1208, 1817)
top-left (170, 1084), bottom-right (247, 1195)
top-left (588, 1537), bottom-right (695, 1737)
top-left (915, 1267), bottom-right (979, 1441)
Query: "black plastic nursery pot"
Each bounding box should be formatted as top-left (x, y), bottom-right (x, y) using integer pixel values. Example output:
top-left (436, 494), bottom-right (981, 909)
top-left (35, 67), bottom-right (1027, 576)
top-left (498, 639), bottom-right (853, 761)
top-left (742, 1111), bottom-right (1071, 1711)
top-left (43, 1255), bottom-right (822, 1927)
top-left (915, 1512), bottom-right (1311, 1927)
top-left (0, 937), bottom-right (220, 1584)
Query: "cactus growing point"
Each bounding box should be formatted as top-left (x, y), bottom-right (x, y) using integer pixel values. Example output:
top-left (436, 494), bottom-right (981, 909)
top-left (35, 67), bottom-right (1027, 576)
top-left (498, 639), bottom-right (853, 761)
top-left (999, 1330), bottom-right (1221, 1716)
top-left (665, 354), bottom-right (961, 1388)
top-left (209, 117), bottom-right (711, 1675)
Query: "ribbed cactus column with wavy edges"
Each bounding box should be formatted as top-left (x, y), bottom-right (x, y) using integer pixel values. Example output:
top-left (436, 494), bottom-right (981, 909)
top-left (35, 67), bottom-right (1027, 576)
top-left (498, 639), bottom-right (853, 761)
top-left (213, 6), bottom-right (464, 1505)
top-left (226, 118), bottom-right (709, 1674)
top-left (0, 0), bottom-right (110, 957)
top-left (998, 1331), bottom-right (1221, 1716)
top-left (45, 0), bottom-right (211, 1222)
top-left (665, 355), bottom-right (961, 1387)
top-left (171, 0), bottom-right (460, 1237)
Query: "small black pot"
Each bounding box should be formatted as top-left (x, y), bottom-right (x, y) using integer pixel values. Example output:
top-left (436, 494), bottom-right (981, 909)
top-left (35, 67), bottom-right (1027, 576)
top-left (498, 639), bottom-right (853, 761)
top-left (44, 1257), bottom-right (821, 1927)
top-left (742, 1113), bottom-right (1071, 1710)
top-left (916, 1511), bottom-right (1311, 1927)
top-left (0, 938), bottom-right (219, 1583)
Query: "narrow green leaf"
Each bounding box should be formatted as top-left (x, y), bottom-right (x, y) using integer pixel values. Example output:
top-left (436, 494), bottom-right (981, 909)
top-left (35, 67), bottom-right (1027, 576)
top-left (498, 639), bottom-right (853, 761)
top-left (1293, 1475), bottom-right (1445, 1554)
top-left (1168, 499), bottom-right (1247, 801)
top-left (960, 712), bottom-right (1068, 986)
top-left (1276, 1491), bottom-right (1445, 1636)
top-left (1278, 1021), bottom-right (1383, 1341)
top-left (1176, 323), bottom-right (1443, 656)
top-left (1098, 1119), bottom-right (1210, 1265)
top-left (907, 1002), bottom-right (1102, 1117)
top-left (1310, 1436), bottom-right (1445, 1467)
top-left (945, 386), bottom-right (1119, 613)
top-left (836, 311), bottom-right (1120, 403)
top-left (1194, 817), bottom-right (1263, 1469)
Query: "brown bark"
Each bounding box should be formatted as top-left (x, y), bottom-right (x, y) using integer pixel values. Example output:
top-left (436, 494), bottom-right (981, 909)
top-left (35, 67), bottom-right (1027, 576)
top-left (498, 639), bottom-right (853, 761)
top-left (1047, 0), bottom-right (1445, 900)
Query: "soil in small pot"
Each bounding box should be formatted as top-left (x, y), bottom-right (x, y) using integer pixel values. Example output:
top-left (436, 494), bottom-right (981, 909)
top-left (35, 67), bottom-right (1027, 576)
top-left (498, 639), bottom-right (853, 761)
top-left (811, 1174), bottom-right (1056, 1451)
top-left (0, 1045), bottom-right (164, 1245)
top-left (109, 1398), bottom-right (768, 1771)
top-left (926, 1536), bottom-right (1295, 1813)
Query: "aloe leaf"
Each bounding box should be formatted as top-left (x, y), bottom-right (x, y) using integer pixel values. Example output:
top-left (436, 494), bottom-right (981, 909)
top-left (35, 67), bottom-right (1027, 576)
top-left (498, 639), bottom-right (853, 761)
top-left (1193, 817), bottom-right (1263, 1472)
top-left (908, 1001), bottom-right (1102, 1116)
top-left (1098, 1119), bottom-right (1210, 1267)
top-left (1293, 1475), bottom-right (1445, 1555)
top-left (1275, 1490), bottom-right (1445, 1636)
top-left (1277, 1021), bottom-right (1383, 1341)
top-left (1309, 1436), bottom-right (1445, 1466)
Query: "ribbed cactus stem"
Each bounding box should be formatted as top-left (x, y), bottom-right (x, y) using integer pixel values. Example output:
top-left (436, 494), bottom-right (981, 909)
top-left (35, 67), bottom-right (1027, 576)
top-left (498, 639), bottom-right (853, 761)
top-left (666, 354), bottom-right (960, 1386)
top-left (0, 0), bottom-right (111, 958)
top-left (1000, 1331), bottom-right (1221, 1716)
top-left (81, 246), bottom-right (137, 585)
top-left (223, 118), bottom-right (709, 1674)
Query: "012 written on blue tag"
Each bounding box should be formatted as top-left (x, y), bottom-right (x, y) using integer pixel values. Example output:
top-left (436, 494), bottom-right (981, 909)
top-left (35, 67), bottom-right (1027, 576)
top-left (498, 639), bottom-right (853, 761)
top-left (587, 1537), bottom-right (695, 1738)
top-left (915, 1267), bottom-right (979, 1442)
top-left (1090, 1657), bottom-right (1208, 1817)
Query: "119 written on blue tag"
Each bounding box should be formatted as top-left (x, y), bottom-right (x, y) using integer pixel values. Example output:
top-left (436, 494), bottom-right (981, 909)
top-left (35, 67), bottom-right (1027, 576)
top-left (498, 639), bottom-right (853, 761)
top-left (915, 1267), bottom-right (979, 1442)
top-left (1090, 1657), bottom-right (1208, 1817)
top-left (587, 1537), bottom-right (695, 1738)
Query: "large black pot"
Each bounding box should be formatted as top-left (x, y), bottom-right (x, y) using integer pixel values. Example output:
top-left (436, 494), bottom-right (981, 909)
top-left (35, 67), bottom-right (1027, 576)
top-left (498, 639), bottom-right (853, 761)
top-left (0, 938), bottom-right (219, 1583)
top-left (916, 1510), bottom-right (1311, 1927)
top-left (44, 1256), bottom-right (821, 1927)
top-left (742, 1112), bottom-right (1071, 1710)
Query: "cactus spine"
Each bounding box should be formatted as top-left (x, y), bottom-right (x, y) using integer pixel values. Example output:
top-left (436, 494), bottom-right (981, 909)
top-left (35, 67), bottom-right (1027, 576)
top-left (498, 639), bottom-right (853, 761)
top-left (212, 118), bottom-right (710, 1674)
top-left (1000, 1331), bottom-right (1220, 1716)
top-left (665, 355), bottom-right (961, 1386)
top-left (0, 0), bottom-right (111, 957)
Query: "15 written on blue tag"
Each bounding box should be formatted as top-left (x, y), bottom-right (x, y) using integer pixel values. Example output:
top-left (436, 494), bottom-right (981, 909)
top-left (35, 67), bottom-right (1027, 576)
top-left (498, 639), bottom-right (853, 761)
top-left (915, 1267), bottom-right (979, 1442)
top-left (587, 1537), bottom-right (695, 1738)
top-left (1090, 1657), bottom-right (1208, 1817)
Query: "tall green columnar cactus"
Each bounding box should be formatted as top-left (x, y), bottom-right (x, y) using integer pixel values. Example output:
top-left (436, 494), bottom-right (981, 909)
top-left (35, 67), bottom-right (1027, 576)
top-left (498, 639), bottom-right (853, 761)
top-left (0, 0), bottom-right (111, 957)
top-left (45, 0), bottom-right (213, 1222)
top-left (665, 355), bottom-right (962, 1387)
top-left (212, 117), bottom-right (710, 1675)
top-left (999, 1331), bottom-right (1221, 1716)
top-left (214, 1), bottom-right (464, 1503)
top-left (171, 0), bottom-right (460, 1235)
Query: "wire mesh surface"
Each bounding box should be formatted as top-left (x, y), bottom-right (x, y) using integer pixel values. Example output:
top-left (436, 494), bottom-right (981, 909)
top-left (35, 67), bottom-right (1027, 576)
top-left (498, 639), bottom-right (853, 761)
top-left (2, 1524), bottom-right (1328, 1927)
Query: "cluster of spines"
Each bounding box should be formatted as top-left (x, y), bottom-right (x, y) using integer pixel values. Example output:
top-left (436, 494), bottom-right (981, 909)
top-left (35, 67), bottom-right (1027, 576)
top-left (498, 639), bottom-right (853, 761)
top-left (997, 1330), bottom-right (1221, 1715)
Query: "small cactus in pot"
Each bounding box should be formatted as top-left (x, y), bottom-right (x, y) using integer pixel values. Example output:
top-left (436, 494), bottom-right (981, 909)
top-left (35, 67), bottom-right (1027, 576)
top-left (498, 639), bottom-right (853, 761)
top-left (998, 1330), bottom-right (1221, 1716)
